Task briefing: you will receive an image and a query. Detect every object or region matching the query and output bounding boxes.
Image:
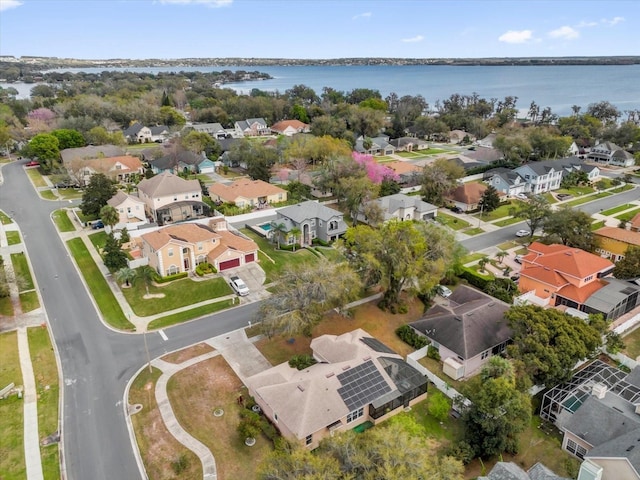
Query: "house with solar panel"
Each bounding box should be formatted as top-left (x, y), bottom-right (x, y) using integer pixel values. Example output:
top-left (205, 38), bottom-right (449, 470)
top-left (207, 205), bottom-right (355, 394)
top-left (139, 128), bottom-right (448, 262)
top-left (540, 360), bottom-right (640, 480)
top-left (245, 329), bottom-right (428, 449)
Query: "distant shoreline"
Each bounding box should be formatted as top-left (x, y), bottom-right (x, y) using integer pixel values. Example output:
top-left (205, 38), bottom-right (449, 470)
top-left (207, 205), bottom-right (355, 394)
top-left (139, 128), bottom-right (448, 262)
top-left (1, 55), bottom-right (639, 69)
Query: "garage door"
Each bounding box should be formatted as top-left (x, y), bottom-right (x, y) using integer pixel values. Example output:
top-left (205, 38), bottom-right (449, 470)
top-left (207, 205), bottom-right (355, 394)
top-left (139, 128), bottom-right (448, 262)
top-left (245, 253), bottom-right (255, 263)
top-left (219, 258), bottom-right (240, 271)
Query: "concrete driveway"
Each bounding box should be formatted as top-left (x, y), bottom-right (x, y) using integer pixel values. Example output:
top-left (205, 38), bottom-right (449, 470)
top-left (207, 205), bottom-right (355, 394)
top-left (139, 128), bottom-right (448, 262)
top-left (219, 262), bottom-right (270, 302)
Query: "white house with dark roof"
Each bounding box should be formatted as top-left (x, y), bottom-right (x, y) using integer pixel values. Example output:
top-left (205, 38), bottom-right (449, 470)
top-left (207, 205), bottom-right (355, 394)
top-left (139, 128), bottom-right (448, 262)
top-left (357, 193), bottom-right (437, 225)
top-left (588, 141), bottom-right (635, 167)
top-left (246, 329), bottom-right (428, 449)
top-left (234, 118), bottom-right (269, 137)
top-left (409, 285), bottom-right (513, 379)
top-left (123, 122), bottom-right (152, 143)
top-left (184, 122), bottom-right (228, 139)
top-left (354, 135), bottom-right (396, 156)
top-left (275, 200), bottom-right (347, 246)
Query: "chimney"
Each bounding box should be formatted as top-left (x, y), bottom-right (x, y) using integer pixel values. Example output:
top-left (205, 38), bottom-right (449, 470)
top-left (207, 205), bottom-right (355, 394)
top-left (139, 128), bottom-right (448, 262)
top-left (635, 404), bottom-right (640, 415)
top-left (592, 383), bottom-right (607, 399)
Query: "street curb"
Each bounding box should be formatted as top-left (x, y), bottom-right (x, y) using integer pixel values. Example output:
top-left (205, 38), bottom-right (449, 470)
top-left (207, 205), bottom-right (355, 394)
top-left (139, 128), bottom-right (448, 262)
top-left (122, 362), bottom-right (152, 480)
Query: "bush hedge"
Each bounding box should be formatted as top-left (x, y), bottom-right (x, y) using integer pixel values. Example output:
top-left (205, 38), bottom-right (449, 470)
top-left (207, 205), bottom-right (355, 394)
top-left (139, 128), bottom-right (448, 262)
top-left (395, 325), bottom-right (429, 349)
top-left (155, 271), bottom-right (188, 284)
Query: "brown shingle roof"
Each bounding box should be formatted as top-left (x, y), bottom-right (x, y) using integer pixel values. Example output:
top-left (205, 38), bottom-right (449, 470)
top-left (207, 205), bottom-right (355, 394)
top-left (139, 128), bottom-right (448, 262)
top-left (208, 179), bottom-right (286, 203)
top-left (449, 183), bottom-right (487, 204)
top-left (137, 172), bottom-right (200, 198)
top-left (270, 119), bottom-right (309, 132)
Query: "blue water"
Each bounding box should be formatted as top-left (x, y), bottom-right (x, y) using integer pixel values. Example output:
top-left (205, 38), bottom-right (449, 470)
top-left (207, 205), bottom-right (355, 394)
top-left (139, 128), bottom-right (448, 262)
top-left (258, 223), bottom-right (271, 232)
top-left (6, 64), bottom-right (640, 117)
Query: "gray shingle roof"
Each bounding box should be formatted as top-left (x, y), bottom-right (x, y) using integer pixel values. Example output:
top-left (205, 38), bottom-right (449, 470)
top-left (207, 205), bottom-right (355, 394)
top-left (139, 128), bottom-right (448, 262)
top-left (586, 426), bottom-right (640, 471)
top-left (60, 145), bottom-right (125, 164)
top-left (150, 151), bottom-right (204, 170)
top-left (277, 200), bottom-right (344, 223)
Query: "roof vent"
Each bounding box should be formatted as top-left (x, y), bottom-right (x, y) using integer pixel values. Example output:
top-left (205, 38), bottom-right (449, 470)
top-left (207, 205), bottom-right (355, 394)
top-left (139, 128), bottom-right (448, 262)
top-left (363, 356), bottom-right (371, 361)
top-left (297, 385), bottom-right (305, 392)
top-left (592, 382), bottom-right (607, 399)
top-left (342, 365), bottom-right (351, 371)
top-left (325, 372), bottom-right (335, 378)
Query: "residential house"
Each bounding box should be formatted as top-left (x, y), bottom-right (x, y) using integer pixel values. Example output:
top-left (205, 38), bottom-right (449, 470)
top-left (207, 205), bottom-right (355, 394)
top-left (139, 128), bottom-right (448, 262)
top-left (208, 179), bottom-right (287, 209)
top-left (465, 146), bottom-right (503, 163)
top-left (357, 193), bottom-right (437, 225)
top-left (139, 217), bottom-right (258, 275)
top-left (137, 172), bottom-right (208, 225)
top-left (149, 125), bottom-right (170, 143)
top-left (246, 329), bottom-right (428, 449)
top-left (106, 191), bottom-right (147, 228)
top-left (478, 462), bottom-right (570, 480)
top-left (354, 135), bottom-right (396, 156)
top-left (149, 151), bottom-right (216, 174)
top-left (594, 226), bottom-right (640, 263)
top-left (630, 213), bottom-right (640, 233)
top-left (123, 122), bottom-right (152, 143)
top-left (270, 119), bottom-right (310, 136)
top-left (60, 145), bottom-right (125, 166)
top-left (446, 182), bottom-right (488, 212)
top-left (275, 200), bottom-right (347, 246)
top-left (588, 141), bottom-right (635, 167)
top-left (409, 285), bottom-right (512, 379)
top-left (448, 130), bottom-right (474, 145)
top-left (234, 118), bottom-right (270, 137)
top-left (476, 133), bottom-right (497, 148)
top-left (540, 360), bottom-right (640, 480)
top-left (389, 137), bottom-right (429, 152)
top-left (67, 155), bottom-right (144, 186)
top-left (184, 122), bottom-right (229, 139)
top-left (517, 242), bottom-right (640, 320)
top-left (381, 160), bottom-right (422, 186)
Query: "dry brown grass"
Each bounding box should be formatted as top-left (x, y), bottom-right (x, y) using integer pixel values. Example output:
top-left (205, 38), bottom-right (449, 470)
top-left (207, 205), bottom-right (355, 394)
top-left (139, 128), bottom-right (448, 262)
top-left (161, 343), bottom-right (214, 364)
top-left (167, 356), bottom-right (272, 479)
top-left (129, 367), bottom-right (202, 480)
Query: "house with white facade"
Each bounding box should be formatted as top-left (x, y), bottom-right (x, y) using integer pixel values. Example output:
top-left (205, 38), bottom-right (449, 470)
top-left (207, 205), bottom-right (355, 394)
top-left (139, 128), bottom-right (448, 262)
top-left (357, 193), bottom-right (437, 225)
top-left (106, 191), bottom-right (148, 228)
top-left (588, 141), bottom-right (635, 167)
top-left (234, 118), bottom-right (270, 137)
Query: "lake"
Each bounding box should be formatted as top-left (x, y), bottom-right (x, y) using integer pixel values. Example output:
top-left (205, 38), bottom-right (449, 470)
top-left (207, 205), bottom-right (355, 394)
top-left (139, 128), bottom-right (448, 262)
top-left (3, 64), bottom-right (640, 117)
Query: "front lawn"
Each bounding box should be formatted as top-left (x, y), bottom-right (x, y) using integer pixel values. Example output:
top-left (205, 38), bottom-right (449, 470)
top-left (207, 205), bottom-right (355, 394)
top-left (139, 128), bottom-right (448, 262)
top-left (0, 211), bottom-right (12, 224)
top-left (39, 190), bottom-right (56, 201)
top-left (555, 185), bottom-right (595, 196)
top-left (147, 299), bottom-right (234, 330)
top-left (436, 212), bottom-right (471, 231)
top-left (121, 277), bottom-right (233, 317)
top-left (11, 252), bottom-right (34, 290)
top-left (66, 238), bottom-right (134, 331)
top-left (601, 203), bottom-right (636, 216)
top-left (461, 227), bottom-right (484, 236)
top-left (25, 167), bottom-right (47, 188)
top-left (494, 217), bottom-right (524, 227)
top-left (52, 210), bottom-right (75, 233)
top-left (616, 207), bottom-right (640, 223)
top-left (6, 231), bottom-right (21, 246)
top-left (88, 231), bottom-right (108, 251)
top-left (19, 291), bottom-right (39, 313)
top-left (478, 200), bottom-right (521, 222)
top-left (565, 192), bottom-right (611, 207)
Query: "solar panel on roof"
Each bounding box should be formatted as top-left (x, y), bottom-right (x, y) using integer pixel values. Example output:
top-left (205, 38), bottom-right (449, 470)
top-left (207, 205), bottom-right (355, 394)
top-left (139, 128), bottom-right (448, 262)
top-left (360, 337), bottom-right (397, 354)
top-left (337, 360), bottom-right (392, 411)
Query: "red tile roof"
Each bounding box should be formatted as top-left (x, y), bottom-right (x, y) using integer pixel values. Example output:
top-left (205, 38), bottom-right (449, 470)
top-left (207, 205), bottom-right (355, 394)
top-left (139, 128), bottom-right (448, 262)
top-left (594, 226), bottom-right (640, 246)
top-left (524, 242), bottom-right (613, 279)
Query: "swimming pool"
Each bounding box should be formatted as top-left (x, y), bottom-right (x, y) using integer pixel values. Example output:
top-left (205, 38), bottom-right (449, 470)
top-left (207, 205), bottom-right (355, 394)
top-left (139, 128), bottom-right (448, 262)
top-left (258, 223), bottom-right (272, 232)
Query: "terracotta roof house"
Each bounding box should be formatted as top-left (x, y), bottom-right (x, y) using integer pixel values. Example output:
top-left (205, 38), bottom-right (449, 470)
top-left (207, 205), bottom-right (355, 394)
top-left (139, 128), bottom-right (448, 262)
top-left (234, 118), bottom-right (269, 137)
top-left (139, 217), bottom-right (258, 275)
top-left (60, 145), bottom-right (125, 165)
top-left (631, 213), bottom-right (640, 232)
top-left (478, 461), bottom-right (570, 480)
top-left (149, 151), bottom-right (216, 174)
top-left (594, 226), bottom-right (640, 263)
top-left (208, 179), bottom-right (287, 209)
top-left (517, 242), bottom-right (640, 320)
top-left (357, 193), bottom-right (437, 225)
top-left (389, 137), bottom-right (429, 152)
top-left (66, 155), bottom-right (144, 186)
top-left (275, 200), bottom-right (347, 246)
top-left (382, 160), bottom-right (422, 185)
top-left (270, 119), bottom-right (310, 136)
top-left (246, 329), bottom-right (428, 449)
top-left (588, 141), bottom-right (635, 167)
top-left (409, 285), bottom-right (513, 379)
top-left (446, 182), bottom-right (488, 212)
top-left (540, 360), bottom-right (640, 480)
top-left (106, 191), bottom-right (147, 227)
top-left (137, 172), bottom-right (208, 225)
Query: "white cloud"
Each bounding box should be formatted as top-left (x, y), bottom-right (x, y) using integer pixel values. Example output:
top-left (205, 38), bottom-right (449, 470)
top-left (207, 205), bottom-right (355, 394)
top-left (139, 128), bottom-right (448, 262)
top-left (401, 35), bottom-right (424, 43)
top-left (576, 20), bottom-right (598, 28)
top-left (602, 16), bottom-right (625, 26)
top-left (159, 0), bottom-right (232, 7)
top-left (498, 30), bottom-right (534, 44)
top-left (0, 0), bottom-right (23, 11)
top-left (352, 12), bottom-right (371, 20)
top-left (548, 26), bottom-right (579, 40)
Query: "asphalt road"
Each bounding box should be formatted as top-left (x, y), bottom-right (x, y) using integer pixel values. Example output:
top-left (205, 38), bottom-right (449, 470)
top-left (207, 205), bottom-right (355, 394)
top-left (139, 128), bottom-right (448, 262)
top-left (0, 160), bottom-right (261, 480)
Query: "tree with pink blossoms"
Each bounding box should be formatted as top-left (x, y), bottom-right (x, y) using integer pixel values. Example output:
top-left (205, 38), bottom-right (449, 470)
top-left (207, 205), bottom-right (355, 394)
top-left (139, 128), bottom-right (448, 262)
top-left (27, 108), bottom-right (56, 123)
top-left (352, 152), bottom-right (399, 184)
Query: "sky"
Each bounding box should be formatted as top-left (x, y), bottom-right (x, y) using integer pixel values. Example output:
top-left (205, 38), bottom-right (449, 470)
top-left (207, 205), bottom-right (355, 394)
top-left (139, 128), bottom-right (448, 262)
top-left (0, 0), bottom-right (638, 60)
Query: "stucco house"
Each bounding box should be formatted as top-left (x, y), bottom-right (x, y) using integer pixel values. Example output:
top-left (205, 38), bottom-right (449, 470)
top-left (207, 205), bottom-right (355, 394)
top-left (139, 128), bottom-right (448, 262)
top-left (66, 155), bottom-right (144, 186)
top-left (357, 193), bottom-right (437, 225)
top-left (446, 182), bottom-right (488, 212)
top-left (106, 191), bottom-right (147, 227)
top-left (275, 200), bottom-right (347, 246)
top-left (246, 329), bottom-right (428, 449)
top-left (594, 226), bottom-right (640, 263)
top-left (409, 285), bottom-right (512, 380)
top-left (139, 217), bottom-right (258, 275)
top-left (208, 179), bottom-right (287, 209)
top-left (588, 141), bottom-right (635, 167)
top-left (60, 145), bottom-right (125, 166)
top-left (270, 119), bottom-right (310, 136)
top-left (234, 118), bottom-right (270, 137)
top-left (137, 172), bottom-right (208, 225)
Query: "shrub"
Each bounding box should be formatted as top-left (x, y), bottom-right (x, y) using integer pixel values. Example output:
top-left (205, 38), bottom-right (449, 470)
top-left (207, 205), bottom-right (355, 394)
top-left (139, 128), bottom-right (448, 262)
top-left (427, 345), bottom-right (441, 361)
top-left (238, 409), bottom-right (262, 440)
top-left (458, 266), bottom-right (493, 290)
top-left (288, 354), bottom-right (317, 370)
top-left (195, 262), bottom-right (216, 276)
top-left (444, 441), bottom-right (475, 465)
top-left (427, 391), bottom-right (450, 422)
top-left (395, 325), bottom-right (429, 349)
top-left (155, 271), bottom-right (188, 283)
top-left (312, 238), bottom-right (330, 247)
top-left (171, 454), bottom-right (189, 474)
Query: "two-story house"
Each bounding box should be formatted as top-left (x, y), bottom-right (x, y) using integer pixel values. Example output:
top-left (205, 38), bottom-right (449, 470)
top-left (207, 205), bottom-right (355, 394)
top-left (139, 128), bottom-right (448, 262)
top-left (594, 226), bottom-right (640, 263)
top-left (275, 200), bottom-right (347, 246)
top-left (184, 122), bottom-right (229, 139)
top-left (588, 141), bottom-right (635, 167)
top-left (106, 191), bottom-right (147, 228)
top-left (136, 172), bottom-right (208, 225)
top-left (357, 193), bottom-right (437, 225)
top-left (208, 179), bottom-right (287, 209)
top-left (66, 155), bottom-right (144, 186)
top-left (123, 122), bottom-right (152, 143)
top-left (234, 118), bottom-right (270, 137)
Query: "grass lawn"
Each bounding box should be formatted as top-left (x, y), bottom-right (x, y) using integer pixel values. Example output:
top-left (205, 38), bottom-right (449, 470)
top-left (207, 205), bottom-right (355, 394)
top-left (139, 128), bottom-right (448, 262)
top-left (461, 252), bottom-right (487, 264)
top-left (122, 277), bottom-right (233, 317)
top-left (494, 217), bottom-right (524, 227)
top-left (555, 185), bottom-right (595, 196)
top-left (56, 188), bottom-right (83, 200)
top-left (66, 238), bottom-right (134, 331)
top-left (565, 192), bottom-right (611, 207)
top-left (622, 326), bottom-right (640, 360)
top-left (0, 294), bottom-right (13, 316)
top-left (11, 252), bottom-right (34, 290)
top-left (479, 200), bottom-right (521, 222)
top-left (39, 190), bottom-right (57, 201)
top-left (542, 192), bottom-right (558, 204)
top-left (591, 220), bottom-right (606, 231)
top-left (405, 392), bottom-right (462, 443)
top-left (19, 291), bottom-right (40, 313)
top-left (25, 167), bottom-right (47, 188)
top-left (129, 367), bottom-right (202, 480)
top-left (167, 356), bottom-right (273, 479)
top-left (615, 207), bottom-right (640, 222)
top-left (0, 331), bottom-right (26, 479)
top-left (601, 203), bottom-right (636, 216)
top-left (313, 246), bottom-right (346, 263)
top-left (147, 299), bottom-right (234, 330)
top-left (462, 227), bottom-right (484, 236)
top-left (436, 212), bottom-right (471, 231)
top-left (88, 231), bottom-right (108, 251)
top-left (611, 184), bottom-right (635, 193)
top-left (6, 230), bottom-right (21, 245)
top-left (28, 326), bottom-right (61, 480)
top-left (0, 211), bottom-right (13, 224)
top-left (52, 210), bottom-right (75, 233)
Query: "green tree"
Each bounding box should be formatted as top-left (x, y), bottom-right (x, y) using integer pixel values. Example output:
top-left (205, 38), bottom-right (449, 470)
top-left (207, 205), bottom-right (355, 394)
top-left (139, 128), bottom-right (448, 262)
top-left (428, 391), bottom-right (451, 422)
top-left (180, 130), bottom-right (217, 157)
top-left (270, 222), bottom-right (287, 249)
top-left (505, 305), bottom-right (605, 387)
top-left (134, 265), bottom-right (158, 296)
top-left (479, 185), bottom-right (501, 214)
top-left (115, 267), bottom-right (136, 287)
top-left (338, 175), bottom-right (379, 226)
top-left (99, 205), bottom-right (119, 230)
top-left (543, 205), bottom-right (595, 250)
top-left (246, 147), bottom-right (278, 182)
top-left (495, 251), bottom-right (506, 264)
top-left (258, 447), bottom-right (344, 480)
top-left (25, 133), bottom-right (59, 172)
top-left (612, 245), bottom-right (640, 279)
top-left (159, 106), bottom-right (186, 126)
top-left (51, 128), bottom-right (85, 150)
top-left (477, 257), bottom-right (489, 273)
top-left (288, 226), bottom-right (301, 251)
top-left (462, 357), bottom-right (531, 458)
top-left (81, 173), bottom-right (117, 217)
top-left (258, 262), bottom-right (362, 337)
top-left (342, 219), bottom-right (455, 311)
top-left (420, 158), bottom-right (465, 206)
top-left (103, 234), bottom-right (128, 271)
top-left (516, 195), bottom-right (551, 238)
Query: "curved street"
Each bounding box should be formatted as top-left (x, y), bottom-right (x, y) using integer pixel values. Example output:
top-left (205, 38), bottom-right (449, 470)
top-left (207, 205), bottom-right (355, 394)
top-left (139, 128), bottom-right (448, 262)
top-left (0, 160), bottom-right (260, 480)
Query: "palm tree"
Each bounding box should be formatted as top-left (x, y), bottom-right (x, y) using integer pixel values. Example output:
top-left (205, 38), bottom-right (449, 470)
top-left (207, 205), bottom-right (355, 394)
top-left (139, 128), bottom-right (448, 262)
top-left (134, 265), bottom-right (157, 296)
top-left (478, 257), bottom-right (489, 273)
top-left (100, 204), bottom-right (119, 231)
top-left (115, 266), bottom-right (135, 287)
top-left (289, 226), bottom-right (301, 251)
top-left (270, 222), bottom-right (287, 249)
top-left (495, 251), bottom-right (506, 265)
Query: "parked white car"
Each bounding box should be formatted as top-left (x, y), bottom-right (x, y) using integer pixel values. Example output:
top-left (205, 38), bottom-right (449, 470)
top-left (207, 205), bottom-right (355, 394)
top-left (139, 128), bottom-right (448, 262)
top-left (515, 193), bottom-right (528, 200)
top-left (515, 229), bottom-right (531, 237)
top-left (230, 276), bottom-right (250, 296)
top-left (436, 285), bottom-right (452, 298)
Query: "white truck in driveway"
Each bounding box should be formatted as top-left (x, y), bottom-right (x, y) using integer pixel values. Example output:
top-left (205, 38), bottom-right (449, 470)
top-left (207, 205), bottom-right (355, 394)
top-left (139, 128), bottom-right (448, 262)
top-left (230, 276), bottom-right (250, 296)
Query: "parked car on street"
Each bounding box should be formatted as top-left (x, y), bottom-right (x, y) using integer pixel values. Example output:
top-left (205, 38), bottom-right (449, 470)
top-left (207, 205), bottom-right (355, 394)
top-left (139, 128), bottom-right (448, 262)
top-left (515, 193), bottom-right (528, 200)
top-left (515, 229), bottom-right (531, 237)
top-left (25, 160), bottom-right (40, 167)
top-left (230, 276), bottom-right (250, 296)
